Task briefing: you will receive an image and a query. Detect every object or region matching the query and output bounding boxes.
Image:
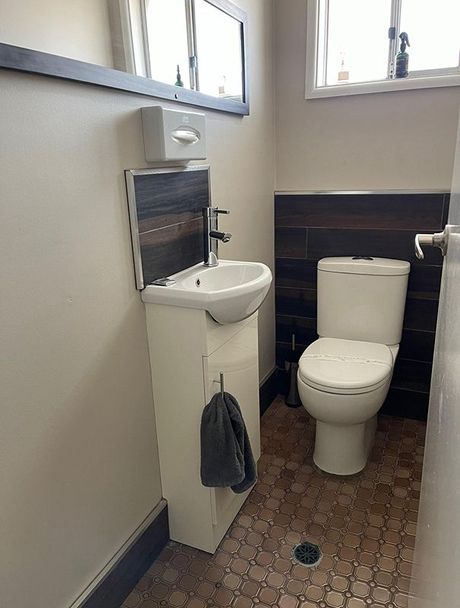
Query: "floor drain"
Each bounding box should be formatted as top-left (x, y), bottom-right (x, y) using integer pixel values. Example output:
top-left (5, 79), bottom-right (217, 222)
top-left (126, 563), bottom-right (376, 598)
top-left (292, 542), bottom-right (322, 567)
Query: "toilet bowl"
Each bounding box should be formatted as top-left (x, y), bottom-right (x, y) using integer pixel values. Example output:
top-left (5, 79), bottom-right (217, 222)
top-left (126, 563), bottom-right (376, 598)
top-left (297, 256), bottom-right (410, 475)
top-left (297, 337), bottom-right (398, 475)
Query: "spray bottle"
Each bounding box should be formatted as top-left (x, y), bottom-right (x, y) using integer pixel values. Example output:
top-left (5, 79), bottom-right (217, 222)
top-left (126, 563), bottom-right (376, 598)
top-left (395, 32), bottom-right (410, 79)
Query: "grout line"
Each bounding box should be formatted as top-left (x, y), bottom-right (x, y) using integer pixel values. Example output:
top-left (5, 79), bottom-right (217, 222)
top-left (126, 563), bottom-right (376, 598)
top-left (275, 285), bottom-right (317, 292)
top-left (276, 313), bottom-right (317, 321)
top-left (391, 385), bottom-right (431, 395)
top-left (275, 284), bottom-right (316, 291)
top-left (275, 314), bottom-right (437, 335)
top-left (139, 216), bottom-right (202, 237)
top-left (273, 225), bottom-right (448, 234)
top-left (274, 257), bottom-right (443, 270)
top-left (397, 357), bottom-right (433, 365)
top-left (274, 190), bottom-right (450, 195)
top-left (276, 340), bottom-right (311, 347)
top-left (406, 293), bottom-right (440, 302)
top-left (275, 256), bottom-right (315, 262)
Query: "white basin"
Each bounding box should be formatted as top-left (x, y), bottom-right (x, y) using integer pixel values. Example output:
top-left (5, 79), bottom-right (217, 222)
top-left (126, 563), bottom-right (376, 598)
top-left (141, 260), bottom-right (272, 324)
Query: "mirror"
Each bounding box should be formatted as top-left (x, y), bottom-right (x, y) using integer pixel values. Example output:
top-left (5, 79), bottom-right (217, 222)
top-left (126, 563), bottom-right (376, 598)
top-left (0, 0), bottom-right (248, 115)
top-left (139, 0), bottom-right (245, 101)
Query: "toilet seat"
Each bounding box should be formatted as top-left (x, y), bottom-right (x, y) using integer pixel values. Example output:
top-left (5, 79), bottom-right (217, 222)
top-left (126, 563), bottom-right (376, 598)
top-left (298, 338), bottom-right (393, 395)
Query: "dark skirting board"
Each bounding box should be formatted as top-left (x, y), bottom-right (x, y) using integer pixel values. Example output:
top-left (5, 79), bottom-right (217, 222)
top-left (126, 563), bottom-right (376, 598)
top-left (81, 504), bottom-right (169, 608)
top-left (259, 368), bottom-right (280, 416)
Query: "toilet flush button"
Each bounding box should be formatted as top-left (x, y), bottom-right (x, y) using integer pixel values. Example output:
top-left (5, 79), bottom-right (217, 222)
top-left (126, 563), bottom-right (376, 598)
top-left (352, 256), bottom-right (374, 261)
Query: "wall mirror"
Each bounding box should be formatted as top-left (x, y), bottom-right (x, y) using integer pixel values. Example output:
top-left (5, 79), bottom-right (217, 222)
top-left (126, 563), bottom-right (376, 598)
top-left (0, 0), bottom-right (249, 115)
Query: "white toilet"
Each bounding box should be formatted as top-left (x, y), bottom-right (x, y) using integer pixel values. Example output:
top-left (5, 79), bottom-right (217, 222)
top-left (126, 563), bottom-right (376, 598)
top-left (297, 257), bottom-right (410, 476)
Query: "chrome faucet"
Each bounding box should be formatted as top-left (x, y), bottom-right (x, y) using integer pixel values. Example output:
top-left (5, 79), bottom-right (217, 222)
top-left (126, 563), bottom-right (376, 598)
top-left (202, 207), bottom-right (232, 267)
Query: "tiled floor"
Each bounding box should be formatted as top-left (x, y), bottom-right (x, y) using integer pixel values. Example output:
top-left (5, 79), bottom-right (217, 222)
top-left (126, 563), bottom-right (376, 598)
top-left (122, 397), bottom-right (425, 608)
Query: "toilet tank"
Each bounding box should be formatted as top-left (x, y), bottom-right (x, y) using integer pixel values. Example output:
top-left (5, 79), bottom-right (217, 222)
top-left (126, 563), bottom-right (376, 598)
top-left (317, 257), bottom-right (410, 345)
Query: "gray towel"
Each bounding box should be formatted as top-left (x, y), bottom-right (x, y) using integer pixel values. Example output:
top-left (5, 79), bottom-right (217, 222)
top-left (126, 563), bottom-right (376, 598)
top-left (200, 391), bottom-right (257, 494)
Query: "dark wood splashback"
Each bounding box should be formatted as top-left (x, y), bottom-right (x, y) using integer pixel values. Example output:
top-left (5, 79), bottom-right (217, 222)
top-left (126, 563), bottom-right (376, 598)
top-left (125, 166), bottom-right (210, 288)
top-left (275, 191), bottom-right (450, 421)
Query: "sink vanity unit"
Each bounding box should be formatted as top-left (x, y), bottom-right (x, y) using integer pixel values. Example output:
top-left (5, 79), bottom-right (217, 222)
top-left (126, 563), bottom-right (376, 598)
top-left (142, 261), bottom-right (271, 552)
top-left (145, 305), bottom-right (259, 552)
top-left (125, 166), bottom-right (272, 552)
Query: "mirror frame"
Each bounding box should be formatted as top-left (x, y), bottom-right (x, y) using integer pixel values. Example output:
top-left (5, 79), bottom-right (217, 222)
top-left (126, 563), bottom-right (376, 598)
top-left (0, 0), bottom-right (249, 116)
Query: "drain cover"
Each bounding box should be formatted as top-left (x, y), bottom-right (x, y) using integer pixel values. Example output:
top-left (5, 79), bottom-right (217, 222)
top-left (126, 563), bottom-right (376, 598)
top-left (292, 542), bottom-right (322, 567)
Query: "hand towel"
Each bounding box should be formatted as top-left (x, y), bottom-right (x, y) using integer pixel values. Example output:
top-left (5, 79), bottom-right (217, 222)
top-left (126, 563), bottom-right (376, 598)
top-left (200, 391), bottom-right (257, 494)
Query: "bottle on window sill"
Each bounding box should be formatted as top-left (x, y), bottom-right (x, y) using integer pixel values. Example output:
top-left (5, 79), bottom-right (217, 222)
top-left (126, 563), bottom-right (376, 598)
top-left (395, 32), bottom-right (410, 79)
top-left (337, 53), bottom-right (349, 82)
top-left (175, 64), bottom-right (184, 87)
top-left (218, 74), bottom-right (227, 97)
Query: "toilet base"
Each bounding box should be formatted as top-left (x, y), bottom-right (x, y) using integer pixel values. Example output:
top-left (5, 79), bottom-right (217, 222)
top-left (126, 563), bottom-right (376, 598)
top-left (313, 416), bottom-right (378, 476)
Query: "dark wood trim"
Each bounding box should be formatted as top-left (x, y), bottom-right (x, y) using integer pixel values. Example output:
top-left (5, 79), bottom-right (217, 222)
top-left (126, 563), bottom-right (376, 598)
top-left (259, 368), bottom-right (280, 416)
top-left (0, 42), bottom-right (249, 116)
top-left (81, 503), bottom-right (169, 608)
top-left (381, 387), bottom-right (429, 421)
top-left (277, 368), bottom-right (289, 398)
top-left (274, 191), bottom-right (450, 423)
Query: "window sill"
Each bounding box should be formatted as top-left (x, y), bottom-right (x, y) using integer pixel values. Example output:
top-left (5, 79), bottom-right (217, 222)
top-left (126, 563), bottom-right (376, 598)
top-left (305, 72), bottom-right (460, 100)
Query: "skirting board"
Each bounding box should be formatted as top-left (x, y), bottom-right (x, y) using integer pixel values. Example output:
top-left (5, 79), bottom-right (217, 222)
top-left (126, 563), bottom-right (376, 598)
top-left (73, 499), bottom-right (169, 608)
top-left (70, 374), bottom-right (276, 608)
top-left (259, 367), bottom-right (280, 416)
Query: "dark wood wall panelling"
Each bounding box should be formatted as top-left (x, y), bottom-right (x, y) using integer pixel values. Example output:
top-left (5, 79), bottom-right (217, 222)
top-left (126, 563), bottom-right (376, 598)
top-left (132, 169), bottom-right (209, 284)
top-left (275, 192), bottom-right (450, 421)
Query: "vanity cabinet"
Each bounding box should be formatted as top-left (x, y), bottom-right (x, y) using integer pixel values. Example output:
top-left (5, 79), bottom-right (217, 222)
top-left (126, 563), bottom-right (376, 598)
top-left (145, 304), bottom-right (260, 553)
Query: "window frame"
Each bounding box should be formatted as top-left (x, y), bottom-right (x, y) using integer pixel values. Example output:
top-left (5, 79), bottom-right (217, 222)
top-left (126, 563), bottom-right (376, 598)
top-left (305, 0), bottom-right (460, 99)
top-left (0, 0), bottom-right (249, 116)
top-left (132, 0), bottom-right (248, 106)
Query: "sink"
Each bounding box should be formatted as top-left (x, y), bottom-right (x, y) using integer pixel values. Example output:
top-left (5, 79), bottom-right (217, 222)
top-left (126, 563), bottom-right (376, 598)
top-left (141, 260), bottom-right (272, 324)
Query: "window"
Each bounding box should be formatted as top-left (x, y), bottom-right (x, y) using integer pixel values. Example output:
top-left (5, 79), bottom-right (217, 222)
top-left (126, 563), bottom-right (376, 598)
top-left (145, 0), bottom-right (192, 89)
top-left (306, 0), bottom-right (460, 98)
top-left (124, 0), bottom-right (247, 104)
top-left (194, 0), bottom-right (244, 100)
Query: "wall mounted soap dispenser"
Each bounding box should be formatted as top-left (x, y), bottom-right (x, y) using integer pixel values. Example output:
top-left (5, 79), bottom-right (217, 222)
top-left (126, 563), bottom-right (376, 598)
top-left (141, 106), bottom-right (207, 162)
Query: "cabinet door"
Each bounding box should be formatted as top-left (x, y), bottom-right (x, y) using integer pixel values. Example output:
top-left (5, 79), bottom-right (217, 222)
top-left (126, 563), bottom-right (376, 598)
top-left (203, 317), bottom-right (260, 527)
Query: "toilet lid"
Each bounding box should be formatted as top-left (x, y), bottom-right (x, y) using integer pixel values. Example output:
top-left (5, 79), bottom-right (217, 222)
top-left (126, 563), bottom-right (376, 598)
top-left (298, 338), bottom-right (393, 394)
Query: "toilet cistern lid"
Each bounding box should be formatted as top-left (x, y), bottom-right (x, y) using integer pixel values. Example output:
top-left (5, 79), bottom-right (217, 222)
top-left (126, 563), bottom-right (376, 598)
top-left (298, 338), bottom-right (393, 393)
top-left (318, 257), bottom-right (410, 276)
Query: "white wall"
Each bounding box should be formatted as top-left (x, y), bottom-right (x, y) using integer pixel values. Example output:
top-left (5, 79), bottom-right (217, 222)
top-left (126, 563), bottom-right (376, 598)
top-left (274, 0), bottom-right (460, 191)
top-left (0, 0), bottom-right (113, 66)
top-left (0, 1), bottom-right (275, 607)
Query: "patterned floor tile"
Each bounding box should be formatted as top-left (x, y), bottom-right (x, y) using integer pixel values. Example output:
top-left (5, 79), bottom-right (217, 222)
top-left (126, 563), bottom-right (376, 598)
top-left (121, 397), bottom-right (425, 608)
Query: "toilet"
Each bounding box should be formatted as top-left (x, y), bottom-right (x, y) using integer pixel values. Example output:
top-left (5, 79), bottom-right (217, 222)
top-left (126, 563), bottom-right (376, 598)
top-left (297, 257), bottom-right (410, 476)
